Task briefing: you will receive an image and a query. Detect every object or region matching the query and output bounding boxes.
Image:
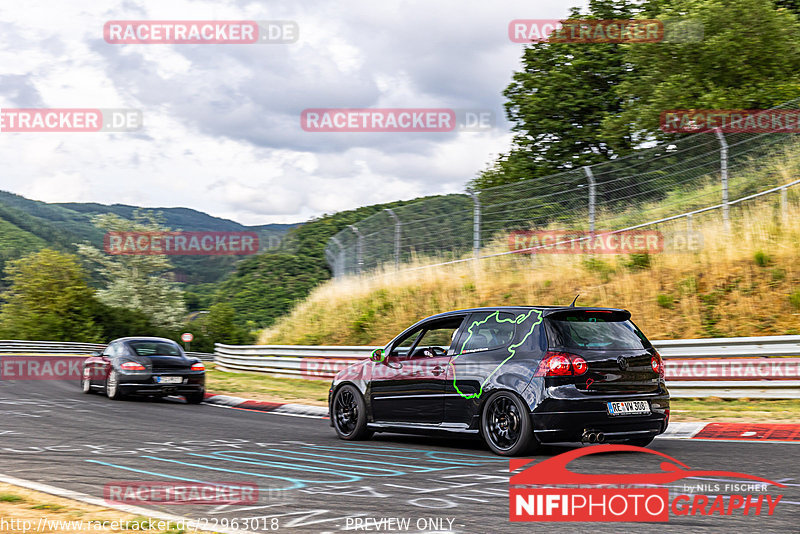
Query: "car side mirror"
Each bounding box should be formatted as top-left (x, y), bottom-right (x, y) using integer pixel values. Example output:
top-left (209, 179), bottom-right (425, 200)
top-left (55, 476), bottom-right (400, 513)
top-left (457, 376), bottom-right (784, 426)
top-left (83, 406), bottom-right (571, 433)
top-left (369, 349), bottom-right (385, 363)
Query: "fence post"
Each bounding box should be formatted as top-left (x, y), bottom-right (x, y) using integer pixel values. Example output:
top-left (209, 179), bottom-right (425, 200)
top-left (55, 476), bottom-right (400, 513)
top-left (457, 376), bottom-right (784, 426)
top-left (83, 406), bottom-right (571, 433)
top-left (686, 213), bottom-right (693, 233)
top-left (324, 248), bottom-right (338, 278)
top-left (584, 166), bottom-right (596, 234)
top-left (714, 128), bottom-right (729, 228)
top-left (781, 187), bottom-right (789, 225)
top-left (330, 236), bottom-right (344, 277)
top-left (347, 225), bottom-right (364, 274)
top-left (384, 208), bottom-right (401, 269)
top-left (468, 191), bottom-right (481, 261)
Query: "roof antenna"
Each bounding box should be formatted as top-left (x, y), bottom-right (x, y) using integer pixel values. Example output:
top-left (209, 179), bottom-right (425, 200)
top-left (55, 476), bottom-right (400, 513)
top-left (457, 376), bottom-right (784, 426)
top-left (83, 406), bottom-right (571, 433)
top-left (570, 294), bottom-right (580, 307)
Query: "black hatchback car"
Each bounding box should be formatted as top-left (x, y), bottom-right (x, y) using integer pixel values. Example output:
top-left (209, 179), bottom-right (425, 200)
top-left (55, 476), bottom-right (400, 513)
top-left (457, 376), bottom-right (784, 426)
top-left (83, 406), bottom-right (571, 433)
top-left (81, 337), bottom-right (205, 403)
top-left (329, 306), bottom-right (669, 455)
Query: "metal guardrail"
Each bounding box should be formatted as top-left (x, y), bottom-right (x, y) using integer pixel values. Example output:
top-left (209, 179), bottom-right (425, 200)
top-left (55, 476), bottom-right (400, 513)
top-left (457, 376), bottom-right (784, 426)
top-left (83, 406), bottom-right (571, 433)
top-left (0, 340), bottom-right (214, 361)
top-left (0, 340), bottom-right (106, 354)
top-left (655, 335), bottom-right (800, 358)
top-left (214, 335), bottom-right (800, 398)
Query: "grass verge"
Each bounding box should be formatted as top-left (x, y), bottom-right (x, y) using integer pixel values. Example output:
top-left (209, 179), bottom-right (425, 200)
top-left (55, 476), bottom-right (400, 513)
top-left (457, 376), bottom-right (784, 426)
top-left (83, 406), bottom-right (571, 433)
top-left (259, 186), bottom-right (800, 346)
top-left (669, 398), bottom-right (800, 423)
top-left (205, 364), bottom-right (329, 406)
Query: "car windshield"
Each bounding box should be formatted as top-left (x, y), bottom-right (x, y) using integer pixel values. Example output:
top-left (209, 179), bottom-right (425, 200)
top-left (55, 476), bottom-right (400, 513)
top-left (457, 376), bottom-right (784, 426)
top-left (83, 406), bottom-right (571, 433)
top-left (128, 341), bottom-right (182, 357)
top-left (546, 312), bottom-right (650, 350)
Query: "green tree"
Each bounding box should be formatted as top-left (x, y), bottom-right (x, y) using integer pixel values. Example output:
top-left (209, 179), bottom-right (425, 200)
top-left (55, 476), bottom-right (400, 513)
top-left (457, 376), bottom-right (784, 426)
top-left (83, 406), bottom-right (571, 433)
top-left (204, 302), bottom-right (253, 344)
top-left (605, 0), bottom-right (800, 140)
top-left (0, 249), bottom-right (103, 341)
top-left (91, 301), bottom-right (161, 341)
top-left (774, 0), bottom-right (800, 16)
top-left (473, 0), bottom-right (641, 189)
top-left (208, 196), bottom-right (439, 329)
top-left (213, 252), bottom-right (328, 328)
top-left (76, 210), bottom-right (187, 329)
top-left (475, 0), bottom-right (800, 190)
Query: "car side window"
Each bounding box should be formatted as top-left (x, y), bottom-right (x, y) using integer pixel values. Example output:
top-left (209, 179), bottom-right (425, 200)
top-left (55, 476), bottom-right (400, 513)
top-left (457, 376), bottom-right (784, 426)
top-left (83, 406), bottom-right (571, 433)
top-left (389, 316), bottom-right (466, 358)
top-left (389, 328), bottom-right (422, 357)
top-left (459, 312), bottom-right (517, 353)
top-left (408, 316), bottom-right (466, 358)
top-left (412, 326), bottom-right (459, 358)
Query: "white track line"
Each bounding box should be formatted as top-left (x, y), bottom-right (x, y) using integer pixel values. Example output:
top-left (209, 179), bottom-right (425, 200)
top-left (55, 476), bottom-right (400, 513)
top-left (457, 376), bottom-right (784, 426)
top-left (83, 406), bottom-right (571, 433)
top-left (0, 473), bottom-right (258, 534)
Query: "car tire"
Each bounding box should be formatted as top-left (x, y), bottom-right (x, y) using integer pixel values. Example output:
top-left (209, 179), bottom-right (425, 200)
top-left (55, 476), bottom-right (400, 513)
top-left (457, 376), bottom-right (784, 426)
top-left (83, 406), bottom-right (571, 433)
top-left (81, 367), bottom-right (93, 394)
top-left (105, 370), bottom-right (126, 401)
top-left (622, 436), bottom-right (655, 447)
top-left (332, 384), bottom-right (372, 440)
top-left (185, 391), bottom-right (205, 404)
top-left (481, 391), bottom-right (538, 456)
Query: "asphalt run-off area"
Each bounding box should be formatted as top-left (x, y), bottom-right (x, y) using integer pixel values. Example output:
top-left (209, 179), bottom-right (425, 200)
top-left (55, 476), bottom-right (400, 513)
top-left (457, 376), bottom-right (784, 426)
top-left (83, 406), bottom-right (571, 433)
top-left (0, 379), bottom-right (797, 533)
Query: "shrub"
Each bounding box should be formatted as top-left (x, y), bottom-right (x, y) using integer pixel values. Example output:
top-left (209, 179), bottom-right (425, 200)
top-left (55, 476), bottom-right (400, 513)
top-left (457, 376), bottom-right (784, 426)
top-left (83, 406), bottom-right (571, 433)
top-left (656, 294), bottom-right (674, 309)
top-left (790, 289), bottom-right (800, 310)
top-left (754, 250), bottom-right (771, 267)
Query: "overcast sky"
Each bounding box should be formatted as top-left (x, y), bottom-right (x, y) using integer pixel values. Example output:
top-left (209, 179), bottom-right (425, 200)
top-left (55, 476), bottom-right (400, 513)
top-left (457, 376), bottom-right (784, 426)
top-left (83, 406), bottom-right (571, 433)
top-left (0, 0), bottom-right (584, 225)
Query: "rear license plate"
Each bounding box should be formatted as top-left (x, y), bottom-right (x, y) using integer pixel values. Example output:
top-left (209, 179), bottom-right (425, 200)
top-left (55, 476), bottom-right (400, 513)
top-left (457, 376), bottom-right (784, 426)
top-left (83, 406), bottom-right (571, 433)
top-left (155, 376), bottom-right (183, 384)
top-left (607, 400), bottom-right (650, 416)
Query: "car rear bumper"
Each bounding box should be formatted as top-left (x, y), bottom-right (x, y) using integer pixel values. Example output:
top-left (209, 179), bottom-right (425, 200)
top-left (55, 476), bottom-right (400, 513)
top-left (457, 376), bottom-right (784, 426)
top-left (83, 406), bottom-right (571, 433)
top-left (118, 383), bottom-right (205, 396)
top-left (531, 393), bottom-right (670, 443)
top-left (117, 373), bottom-right (205, 396)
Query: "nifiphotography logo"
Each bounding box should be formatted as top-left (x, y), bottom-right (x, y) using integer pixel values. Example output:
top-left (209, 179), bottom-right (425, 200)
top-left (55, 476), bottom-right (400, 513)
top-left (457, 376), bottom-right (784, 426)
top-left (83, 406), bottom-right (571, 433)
top-left (509, 445), bottom-right (784, 522)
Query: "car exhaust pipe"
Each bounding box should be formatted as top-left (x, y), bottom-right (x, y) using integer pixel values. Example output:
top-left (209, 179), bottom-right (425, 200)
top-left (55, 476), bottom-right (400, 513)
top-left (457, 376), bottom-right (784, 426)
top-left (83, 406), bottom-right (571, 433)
top-left (596, 432), bottom-right (605, 443)
top-left (582, 431), bottom-right (597, 443)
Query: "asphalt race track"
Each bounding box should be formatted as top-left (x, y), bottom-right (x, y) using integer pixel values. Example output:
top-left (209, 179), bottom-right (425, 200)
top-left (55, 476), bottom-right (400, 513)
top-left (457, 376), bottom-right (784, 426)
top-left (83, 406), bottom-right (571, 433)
top-left (0, 379), bottom-right (797, 533)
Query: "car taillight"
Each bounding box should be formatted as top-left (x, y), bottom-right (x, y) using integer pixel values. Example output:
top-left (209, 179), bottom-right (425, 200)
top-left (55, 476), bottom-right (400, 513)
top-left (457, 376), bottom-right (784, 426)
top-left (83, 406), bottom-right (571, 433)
top-left (191, 362), bottom-right (205, 371)
top-left (535, 352), bottom-right (588, 377)
top-left (571, 356), bottom-right (588, 375)
top-left (651, 352), bottom-right (665, 378)
top-left (120, 361), bottom-right (145, 371)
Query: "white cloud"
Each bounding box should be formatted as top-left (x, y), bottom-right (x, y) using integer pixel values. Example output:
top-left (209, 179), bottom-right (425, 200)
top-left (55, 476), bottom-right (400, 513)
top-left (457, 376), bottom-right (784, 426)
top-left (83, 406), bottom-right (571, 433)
top-left (0, 0), bottom-right (582, 224)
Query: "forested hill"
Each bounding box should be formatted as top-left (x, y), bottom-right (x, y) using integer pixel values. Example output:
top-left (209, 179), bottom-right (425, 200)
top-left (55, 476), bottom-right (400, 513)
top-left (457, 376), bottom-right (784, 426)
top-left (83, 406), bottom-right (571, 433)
top-left (0, 190), bottom-right (294, 285)
top-left (0, 188), bottom-right (469, 329)
top-left (210, 194), bottom-right (469, 329)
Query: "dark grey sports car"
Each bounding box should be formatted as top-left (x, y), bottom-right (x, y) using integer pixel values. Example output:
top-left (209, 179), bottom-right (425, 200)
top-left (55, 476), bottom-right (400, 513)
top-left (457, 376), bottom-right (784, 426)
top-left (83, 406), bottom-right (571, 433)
top-left (81, 337), bottom-right (205, 403)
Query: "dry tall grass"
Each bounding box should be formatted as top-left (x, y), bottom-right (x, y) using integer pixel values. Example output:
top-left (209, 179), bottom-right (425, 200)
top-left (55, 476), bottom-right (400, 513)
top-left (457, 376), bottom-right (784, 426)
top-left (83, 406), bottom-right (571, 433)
top-left (260, 191), bottom-right (800, 346)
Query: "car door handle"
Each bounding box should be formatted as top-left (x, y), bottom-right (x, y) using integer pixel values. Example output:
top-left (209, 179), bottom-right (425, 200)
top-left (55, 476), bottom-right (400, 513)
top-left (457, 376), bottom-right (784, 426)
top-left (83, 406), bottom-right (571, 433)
top-left (431, 366), bottom-right (444, 376)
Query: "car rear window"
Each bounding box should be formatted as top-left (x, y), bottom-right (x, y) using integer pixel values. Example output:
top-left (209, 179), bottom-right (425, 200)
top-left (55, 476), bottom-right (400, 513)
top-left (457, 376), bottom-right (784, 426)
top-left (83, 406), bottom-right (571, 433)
top-left (129, 341), bottom-right (182, 357)
top-left (545, 311), bottom-right (650, 350)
